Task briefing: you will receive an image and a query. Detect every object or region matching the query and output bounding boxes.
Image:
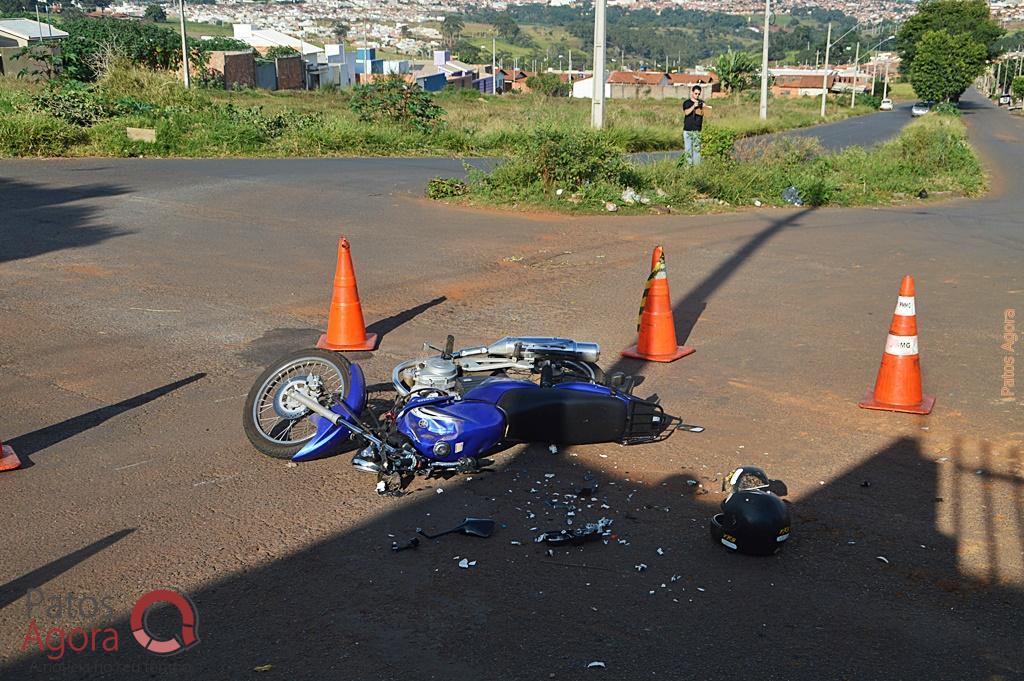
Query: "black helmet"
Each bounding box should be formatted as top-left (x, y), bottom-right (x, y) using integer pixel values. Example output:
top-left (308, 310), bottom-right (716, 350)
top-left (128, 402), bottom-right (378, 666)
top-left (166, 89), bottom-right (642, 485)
top-left (710, 466), bottom-right (791, 556)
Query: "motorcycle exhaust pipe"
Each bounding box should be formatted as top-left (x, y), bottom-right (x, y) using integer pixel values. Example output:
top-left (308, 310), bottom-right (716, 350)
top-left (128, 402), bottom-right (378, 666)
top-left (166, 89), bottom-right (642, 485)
top-left (486, 337), bottom-right (601, 363)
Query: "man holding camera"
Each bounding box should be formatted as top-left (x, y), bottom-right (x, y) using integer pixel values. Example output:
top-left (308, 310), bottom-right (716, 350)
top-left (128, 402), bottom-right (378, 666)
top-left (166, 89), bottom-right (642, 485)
top-left (682, 85), bottom-right (709, 166)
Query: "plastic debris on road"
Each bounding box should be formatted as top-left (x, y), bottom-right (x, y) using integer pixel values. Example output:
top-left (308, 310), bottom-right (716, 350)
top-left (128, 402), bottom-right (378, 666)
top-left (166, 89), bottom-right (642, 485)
top-left (534, 517), bottom-right (613, 546)
top-left (782, 185), bottom-right (803, 206)
top-left (587, 661), bottom-right (606, 669)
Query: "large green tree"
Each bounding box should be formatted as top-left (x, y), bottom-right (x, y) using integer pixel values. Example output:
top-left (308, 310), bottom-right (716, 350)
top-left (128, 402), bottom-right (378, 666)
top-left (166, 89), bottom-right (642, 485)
top-left (440, 15), bottom-right (464, 51)
top-left (143, 4), bottom-right (166, 22)
top-left (908, 29), bottom-right (987, 102)
top-left (896, 0), bottom-right (1003, 69)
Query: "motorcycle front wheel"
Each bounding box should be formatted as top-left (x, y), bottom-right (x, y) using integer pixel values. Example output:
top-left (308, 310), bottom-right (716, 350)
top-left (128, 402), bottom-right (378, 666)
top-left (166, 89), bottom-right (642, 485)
top-left (242, 348), bottom-right (353, 459)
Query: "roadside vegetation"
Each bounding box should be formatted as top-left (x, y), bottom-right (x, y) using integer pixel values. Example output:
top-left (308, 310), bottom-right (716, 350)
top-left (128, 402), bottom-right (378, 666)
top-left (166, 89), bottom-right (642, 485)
top-left (0, 63), bottom-right (875, 158)
top-left (426, 113), bottom-right (984, 214)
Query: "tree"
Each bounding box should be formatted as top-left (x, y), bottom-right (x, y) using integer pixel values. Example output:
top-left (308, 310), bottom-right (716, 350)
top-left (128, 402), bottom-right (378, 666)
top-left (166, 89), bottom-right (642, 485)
top-left (714, 49), bottom-right (758, 93)
top-left (263, 45), bottom-right (299, 60)
top-left (332, 22), bottom-right (349, 42)
top-left (1013, 75), bottom-right (1024, 101)
top-left (896, 0), bottom-right (1003, 71)
top-left (908, 29), bottom-right (986, 102)
top-left (525, 72), bottom-right (568, 96)
top-left (143, 4), bottom-right (166, 22)
top-left (440, 15), bottom-right (464, 51)
top-left (60, 17), bottom-right (182, 81)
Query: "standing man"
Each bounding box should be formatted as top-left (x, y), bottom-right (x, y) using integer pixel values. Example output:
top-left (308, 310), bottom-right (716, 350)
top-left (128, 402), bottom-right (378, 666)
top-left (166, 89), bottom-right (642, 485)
top-left (682, 85), bottom-right (708, 166)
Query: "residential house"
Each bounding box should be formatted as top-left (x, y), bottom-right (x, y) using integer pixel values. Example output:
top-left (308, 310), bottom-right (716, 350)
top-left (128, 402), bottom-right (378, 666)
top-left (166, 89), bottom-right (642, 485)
top-left (233, 24), bottom-right (321, 56)
top-left (0, 19), bottom-right (67, 79)
top-left (667, 71), bottom-right (721, 96)
top-left (771, 74), bottom-right (836, 98)
top-left (607, 70), bottom-right (669, 87)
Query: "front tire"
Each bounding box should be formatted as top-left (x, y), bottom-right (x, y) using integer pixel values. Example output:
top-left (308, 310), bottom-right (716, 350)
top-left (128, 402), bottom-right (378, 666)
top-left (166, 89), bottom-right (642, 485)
top-left (243, 348), bottom-right (353, 459)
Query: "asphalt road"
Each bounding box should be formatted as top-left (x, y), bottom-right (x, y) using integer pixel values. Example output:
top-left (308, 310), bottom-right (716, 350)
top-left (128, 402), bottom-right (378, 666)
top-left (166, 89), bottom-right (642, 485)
top-left (0, 89), bottom-right (1021, 681)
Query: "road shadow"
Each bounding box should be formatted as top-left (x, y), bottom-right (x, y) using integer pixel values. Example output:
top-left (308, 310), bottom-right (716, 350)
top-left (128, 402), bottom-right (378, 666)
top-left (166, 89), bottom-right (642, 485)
top-left (0, 177), bottom-right (131, 264)
top-left (1, 435), bottom-right (1020, 679)
top-left (366, 296), bottom-right (447, 340)
top-left (238, 298), bottom-right (449, 367)
top-left (0, 529), bottom-right (135, 610)
top-left (7, 373), bottom-right (206, 465)
top-left (610, 207), bottom-right (813, 375)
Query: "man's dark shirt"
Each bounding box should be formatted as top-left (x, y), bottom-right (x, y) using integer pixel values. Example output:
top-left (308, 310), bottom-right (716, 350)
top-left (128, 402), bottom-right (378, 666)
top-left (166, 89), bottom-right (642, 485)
top-left (683, 99), bottom-right (704, 132)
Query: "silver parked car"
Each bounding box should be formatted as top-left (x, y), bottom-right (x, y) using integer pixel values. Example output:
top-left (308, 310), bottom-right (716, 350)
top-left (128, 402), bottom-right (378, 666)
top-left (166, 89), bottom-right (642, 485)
top-left (911, 101), bottom-right (933, 117)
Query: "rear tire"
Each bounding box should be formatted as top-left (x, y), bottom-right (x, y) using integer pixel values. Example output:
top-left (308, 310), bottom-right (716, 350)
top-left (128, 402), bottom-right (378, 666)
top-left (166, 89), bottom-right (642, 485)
top-left (243, 349), bottom-right (353, 459)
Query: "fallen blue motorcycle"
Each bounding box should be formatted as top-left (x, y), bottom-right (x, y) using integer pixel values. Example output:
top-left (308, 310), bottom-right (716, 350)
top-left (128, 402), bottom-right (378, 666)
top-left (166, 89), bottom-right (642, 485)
top-left (243, 336), bottom-right (702, 493)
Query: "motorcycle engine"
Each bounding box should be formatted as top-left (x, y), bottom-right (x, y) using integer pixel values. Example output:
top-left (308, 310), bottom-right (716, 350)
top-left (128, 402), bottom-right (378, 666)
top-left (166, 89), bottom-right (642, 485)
top-left (405, 357), bottom-right (459, 394)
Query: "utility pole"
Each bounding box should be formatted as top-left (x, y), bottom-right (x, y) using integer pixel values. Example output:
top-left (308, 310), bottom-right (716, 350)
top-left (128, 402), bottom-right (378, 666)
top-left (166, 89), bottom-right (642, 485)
top-left (882, 59), bottom-right (889, 99)
top-left (815, 49), bottom-right (819, 68)
top-left (870, 60), bottom-right (876, 96)
top-left (820, 22), bottom-right (831, 117)
top-left (759, 0), bottom-right (771, 120)
top-left (568, 48), bottom-right (573, 82)
top-left (591, 0), bottom-right (607, 129)
top-left (491, 36), bottom-right (496, 94)
top-left (850, 41), bottom-right (859, 107)
top-left (179, 0), bottom-right (190, 88)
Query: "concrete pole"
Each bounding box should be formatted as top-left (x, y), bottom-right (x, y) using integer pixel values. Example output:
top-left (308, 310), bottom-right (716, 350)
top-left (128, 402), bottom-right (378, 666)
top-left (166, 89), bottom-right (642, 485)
top-left (820, 22), bottom-right (831, 118)
top-left (591, 0), bottom-right (607, 129)
top-left (870, 60), bottom-right (876, 96)
top-left (568, 48), bottom-right (573, 81)
top-left (850, 41), bottom-right (859, 107)
top-left (882, 60), bottom-right (889, 100)
top-left (492, 36), bottom-right (496, 94)
top-left (759, 0), bottom-right (770, 120)
top-left (179, 0), bottom-right (190, 88)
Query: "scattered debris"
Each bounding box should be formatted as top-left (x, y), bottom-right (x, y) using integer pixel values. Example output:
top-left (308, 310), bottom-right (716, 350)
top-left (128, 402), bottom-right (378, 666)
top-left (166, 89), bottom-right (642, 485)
top-left (418, 518), bottom-right (495, 540)
top-left (458, 558), bottom-right (470, 569)
top-left (656, 548), bottom-right (664, 556)
top-left (876, 556), bottom-right (890, 565)
top-left (535, 518), bottom-right (613, 546)
top-left (917, 189), bottom-right (929, 199)
top-left (604, 202), bottom-right (619, 212)
top-left (285, 461), bottom-right (298, 468)
top-left (436, 488), bottom-right (444, 494)
top-left (635, 563), bottom-right (648, 572)
top-left (548, 444), bottom-right (559, 454)
top-left (254, 664), bottom-right (274, 672)
top-left (621, 188), bottom-right (641, 205)
top-left (753, 199), bottom-right (763, 207)
top-left (861, 481), bottom-right (872, 488)
top-left (556, 188), bottom-right (564, 196)
top-left (782, 185), bottom-right (804, 206)
top-left (587, 661), bottom-right (606, 669)
top-left (697, 587), bottom-right (706, 592)
top-left (392, 537), bottom-right (420, 552)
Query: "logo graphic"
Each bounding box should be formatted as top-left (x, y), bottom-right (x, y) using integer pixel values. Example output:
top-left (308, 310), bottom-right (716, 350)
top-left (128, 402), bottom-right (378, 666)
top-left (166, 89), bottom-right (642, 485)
top-left (130, 589), bottom-right (199, 655)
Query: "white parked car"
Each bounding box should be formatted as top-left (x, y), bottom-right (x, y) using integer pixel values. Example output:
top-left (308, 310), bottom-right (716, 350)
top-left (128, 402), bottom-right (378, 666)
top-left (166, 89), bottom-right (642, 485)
top-left (879, 98), bottom-right (894, 111)
top-left (911, 101), bottom-right (933, 117)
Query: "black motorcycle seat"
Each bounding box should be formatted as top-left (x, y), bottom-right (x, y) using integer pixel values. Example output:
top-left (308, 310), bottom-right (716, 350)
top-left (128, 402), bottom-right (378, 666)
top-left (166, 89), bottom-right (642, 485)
top-left (497, 387), bottom-right (627, 445)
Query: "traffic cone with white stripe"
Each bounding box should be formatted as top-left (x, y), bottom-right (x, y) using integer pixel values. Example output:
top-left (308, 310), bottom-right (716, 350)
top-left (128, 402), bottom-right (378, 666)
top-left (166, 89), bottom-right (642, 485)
top-left (621, 246), bottom-right (695, 362)
top-left (859, 275), bottom-right (934, 414)
top-left (0, 438), bottom-right (20, 472)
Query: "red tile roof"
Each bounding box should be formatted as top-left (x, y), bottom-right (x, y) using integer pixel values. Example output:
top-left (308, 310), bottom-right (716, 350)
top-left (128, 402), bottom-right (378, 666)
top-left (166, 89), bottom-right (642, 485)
top-left (774, 74), bottom-right (835, 89)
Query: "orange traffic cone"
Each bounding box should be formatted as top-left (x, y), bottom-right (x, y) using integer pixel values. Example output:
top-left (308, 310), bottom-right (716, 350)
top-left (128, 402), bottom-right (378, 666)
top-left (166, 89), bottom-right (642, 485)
top-left (0, 439), bottom-right (20, 472)
top-left (621, 246), bottom-right (695, 362)
top-left (859, 275), bottom-right (934, 414)
top-left (315, 237), bottom-right (378, 351)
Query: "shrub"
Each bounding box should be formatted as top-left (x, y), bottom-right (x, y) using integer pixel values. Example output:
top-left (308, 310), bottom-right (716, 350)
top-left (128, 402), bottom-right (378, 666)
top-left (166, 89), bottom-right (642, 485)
top-left (263, 45), bottom-right (300, 60)
top-left (525, 72), bottom-right (569, 97)
top-left (426, 177), bottom-right (469, 199)
top-left (521, 128), bottom-right (638, 189)
top-left (696, 125), bottom-right (738, 162)
top-left (349, 75), bottom-right (445, 132)
top-left (31, 82), bottom-right (107, 126)
top-left (932, 102), bottom-right (960, 116)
